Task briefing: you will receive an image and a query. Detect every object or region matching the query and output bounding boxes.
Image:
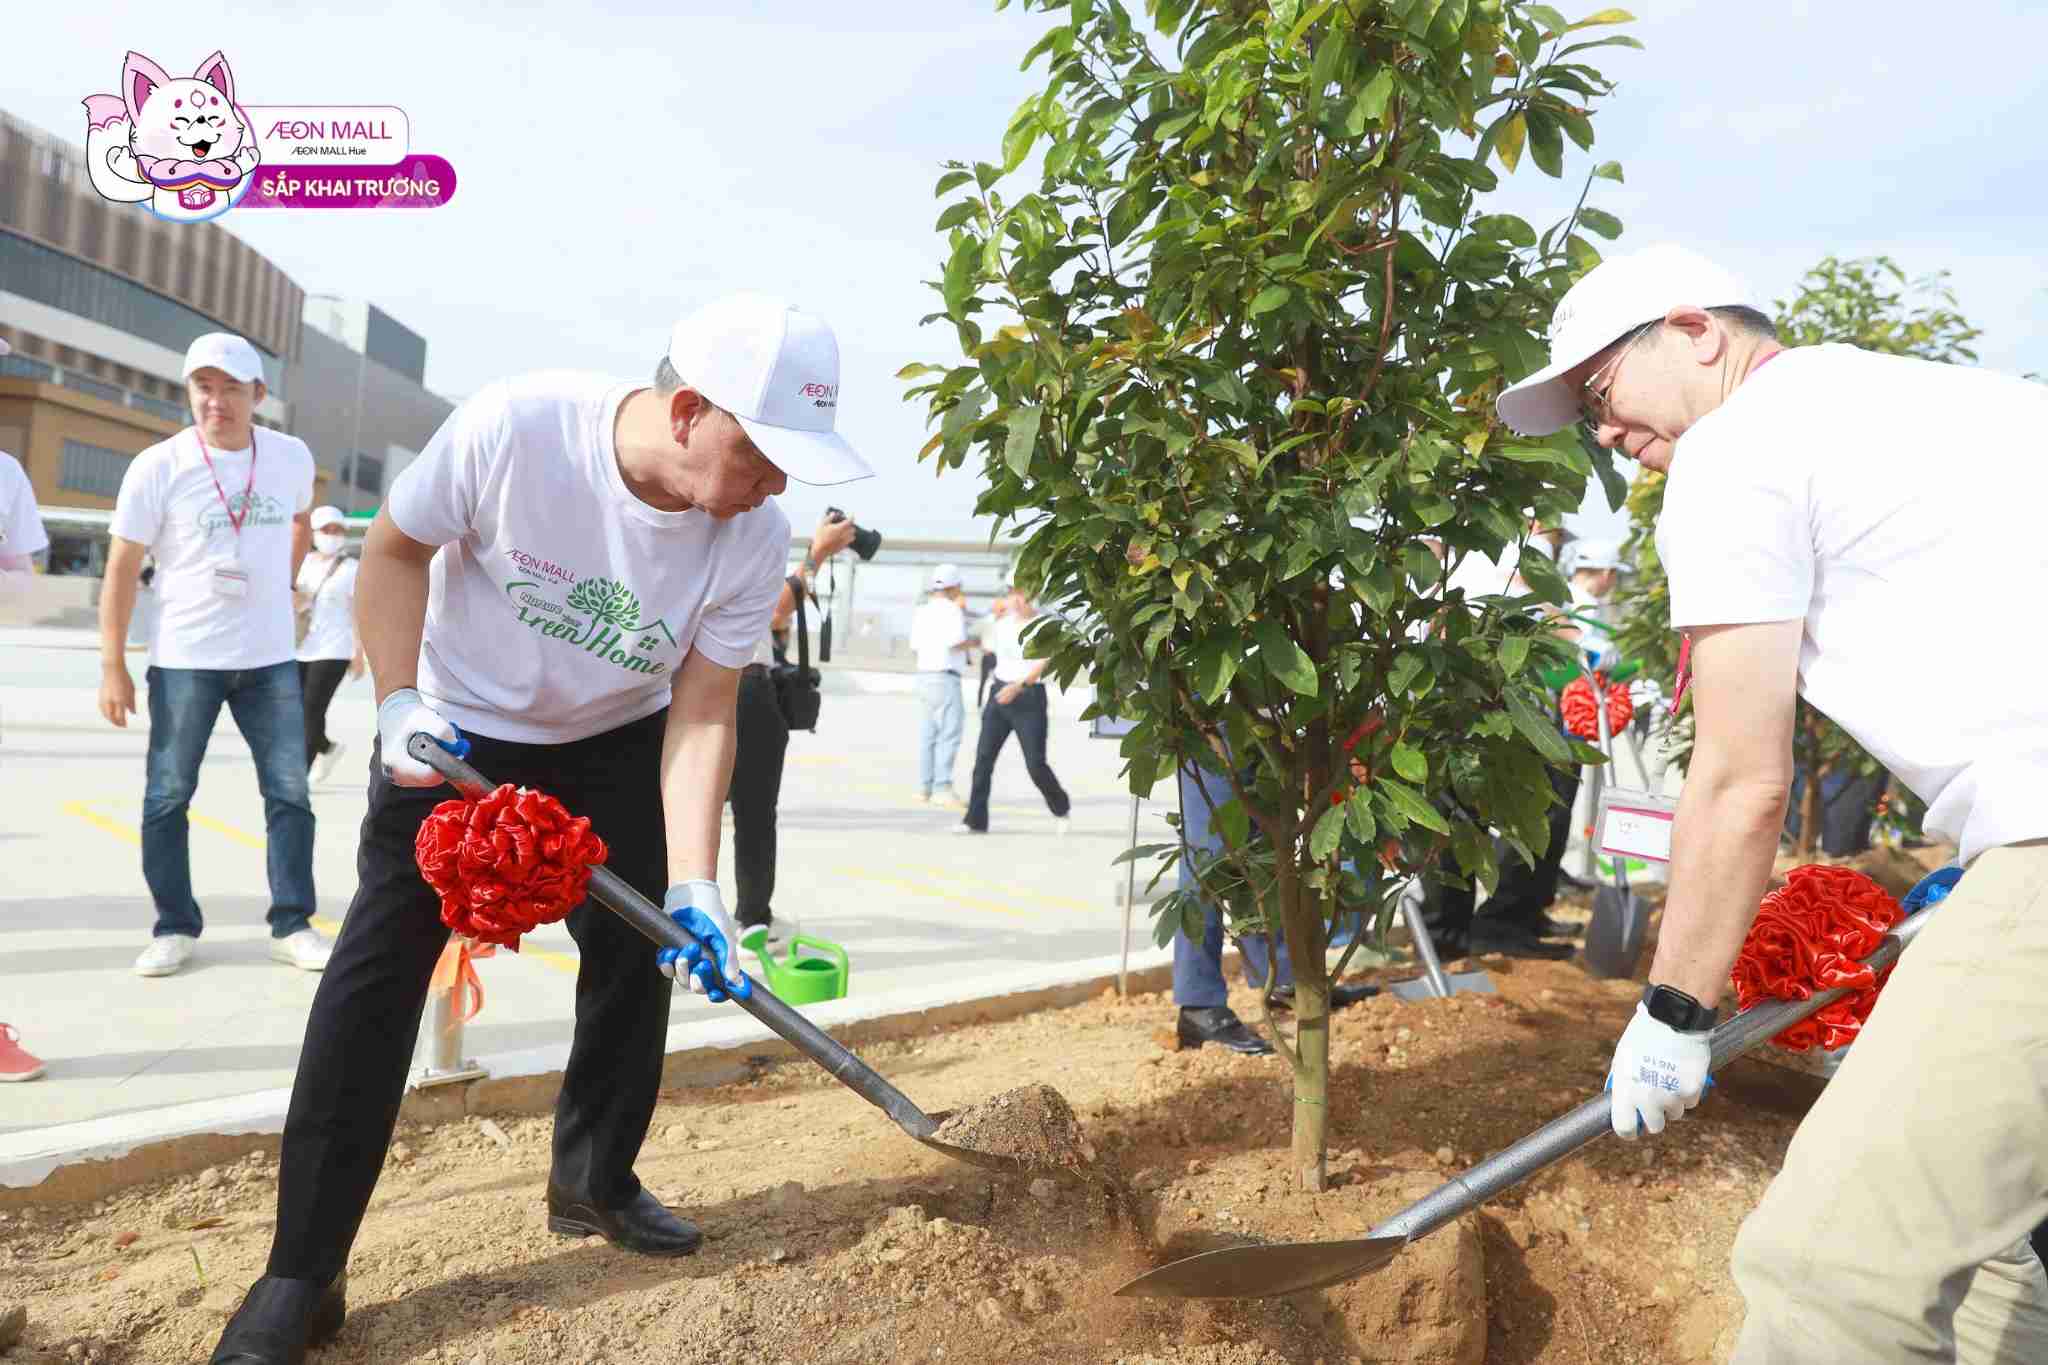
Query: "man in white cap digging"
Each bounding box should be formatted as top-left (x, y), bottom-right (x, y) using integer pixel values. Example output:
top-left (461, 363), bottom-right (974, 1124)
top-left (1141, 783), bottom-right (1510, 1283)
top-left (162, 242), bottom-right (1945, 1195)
top-left (209, 293), bottom-right (872, 1365)
top-left (97, 331), bottom-right (329, 978)
top-left (908, 561), bottom-right (974, 804)
top-left (1498, 242), bottom-right (2048, 1362)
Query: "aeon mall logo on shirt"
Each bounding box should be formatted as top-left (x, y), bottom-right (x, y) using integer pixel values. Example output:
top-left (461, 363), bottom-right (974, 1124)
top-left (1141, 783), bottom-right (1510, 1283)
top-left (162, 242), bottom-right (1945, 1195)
top-left (82, 48), bottom-right (455, 223)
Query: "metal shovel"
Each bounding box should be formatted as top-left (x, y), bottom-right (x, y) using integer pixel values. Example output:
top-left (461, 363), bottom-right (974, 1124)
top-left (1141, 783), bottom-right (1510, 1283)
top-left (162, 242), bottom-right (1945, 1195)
top-left (1386, 878), bottom-right (1496, 1002)
top-left (1115, 902), bottom-right (1936, 1298)
top-left (408, 735), bottom-right (1033, 1176)
top-left (1582, 675), bottom-right (1651, 980)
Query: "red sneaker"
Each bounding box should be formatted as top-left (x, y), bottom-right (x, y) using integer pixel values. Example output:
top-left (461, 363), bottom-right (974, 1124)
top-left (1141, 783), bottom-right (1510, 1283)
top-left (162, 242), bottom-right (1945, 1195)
top-left (0, 1024), bottom-right (46, 1082)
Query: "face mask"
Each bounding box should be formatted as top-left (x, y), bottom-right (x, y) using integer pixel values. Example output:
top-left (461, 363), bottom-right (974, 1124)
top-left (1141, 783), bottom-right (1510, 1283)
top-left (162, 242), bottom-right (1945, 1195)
top-left (313, 531), bottom-right (345, 555)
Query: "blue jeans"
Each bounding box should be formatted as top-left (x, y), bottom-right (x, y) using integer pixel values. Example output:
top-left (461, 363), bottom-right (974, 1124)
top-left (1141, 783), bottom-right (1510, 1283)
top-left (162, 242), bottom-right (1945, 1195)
top-left (143, 663), bottom-right (316, 939)
top-left (916, 670), bottom-right (965, 795)
top-left (1172, 760), bottom-right (1290, 1006)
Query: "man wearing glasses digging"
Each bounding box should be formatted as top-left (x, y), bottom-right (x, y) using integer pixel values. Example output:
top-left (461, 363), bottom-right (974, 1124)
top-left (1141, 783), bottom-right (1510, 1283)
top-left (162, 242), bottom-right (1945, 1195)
top-left (1497, 242), bottom-right (2048, 1362)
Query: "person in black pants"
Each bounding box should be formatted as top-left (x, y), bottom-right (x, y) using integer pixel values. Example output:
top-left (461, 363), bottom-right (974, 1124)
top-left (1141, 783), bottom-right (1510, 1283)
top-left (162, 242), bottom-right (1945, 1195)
top-left (959, 585), bottom-right (1071, 835)
top-left (1425, 760), bottom-right (1582, 959)
top-left (210, 295), bottom-right (874, 1364)
top-left (293, 507), bottom-right (362, 782)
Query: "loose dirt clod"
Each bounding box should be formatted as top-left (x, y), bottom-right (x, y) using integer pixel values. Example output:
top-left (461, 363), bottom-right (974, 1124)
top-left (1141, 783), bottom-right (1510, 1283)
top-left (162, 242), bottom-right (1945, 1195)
top-left (932, 1084), bottom-right (1090, 1169)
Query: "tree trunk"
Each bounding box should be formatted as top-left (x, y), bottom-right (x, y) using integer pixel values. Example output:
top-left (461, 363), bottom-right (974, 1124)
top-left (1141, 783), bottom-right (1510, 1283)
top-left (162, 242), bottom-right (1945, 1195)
top-left (1796, 710), bottom-right (1824, 859)
top-left (1278, 872), bottom-right (1330, 1192)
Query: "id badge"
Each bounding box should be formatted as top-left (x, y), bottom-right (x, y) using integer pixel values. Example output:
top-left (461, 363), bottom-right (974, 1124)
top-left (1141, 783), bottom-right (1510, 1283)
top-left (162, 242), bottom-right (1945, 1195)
top-left (213, 567), bottom-right (250, 599)
top-left (1595, 786), bottom-right (1678, 864)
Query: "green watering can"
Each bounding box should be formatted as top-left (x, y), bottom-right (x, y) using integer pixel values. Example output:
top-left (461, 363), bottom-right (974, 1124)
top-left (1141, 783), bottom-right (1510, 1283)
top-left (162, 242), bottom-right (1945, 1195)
top-left (738, 929), bottom-right (850, 1005)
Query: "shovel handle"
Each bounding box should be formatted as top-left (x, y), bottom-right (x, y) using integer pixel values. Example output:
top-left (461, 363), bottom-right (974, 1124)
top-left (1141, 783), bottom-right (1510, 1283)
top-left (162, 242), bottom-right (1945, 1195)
top-left (404, 734), bottom-right (940, 1140)
top-left (1371, 903), bottom-right (1938, 1244)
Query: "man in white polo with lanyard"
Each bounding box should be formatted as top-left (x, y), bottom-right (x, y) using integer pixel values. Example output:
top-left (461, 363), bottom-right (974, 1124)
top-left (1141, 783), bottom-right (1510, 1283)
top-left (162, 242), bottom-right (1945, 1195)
top-left (1498, 242), bottom-right (2048, 1362)
top-left (209, 293), bottom-right (872, 1365)
top-left (98, 332), bottom-right (328, 977)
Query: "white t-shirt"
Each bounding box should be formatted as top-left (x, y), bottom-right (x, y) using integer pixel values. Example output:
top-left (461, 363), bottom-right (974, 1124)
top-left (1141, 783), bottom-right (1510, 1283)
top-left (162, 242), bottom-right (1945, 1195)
top-left (1567, 583), bottom-right (1616, 661)
top-left (1656, 343), bottom-right (2048, 864)
top-left (1, 452), bottom-right (49, 562)
top-left (386, 371), bottom-right (790, 744)
top-left (991, 611), bottom-right (1049, 684)
top-left (295, 553), bottom-right (358, 662)
top-left (909, 596), bottom-right (969, 672)
top-left (109, 428), bottom-right (316, 669)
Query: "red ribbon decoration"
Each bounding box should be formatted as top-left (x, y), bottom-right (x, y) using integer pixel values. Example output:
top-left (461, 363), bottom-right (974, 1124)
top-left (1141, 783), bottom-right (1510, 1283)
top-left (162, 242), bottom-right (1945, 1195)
top-left (1560, 672), bottom-right (1634, 740)
top-left (1729, 865), bottom-right (1905, 1052)
top-left (414, 783), bottom-right (609, 950)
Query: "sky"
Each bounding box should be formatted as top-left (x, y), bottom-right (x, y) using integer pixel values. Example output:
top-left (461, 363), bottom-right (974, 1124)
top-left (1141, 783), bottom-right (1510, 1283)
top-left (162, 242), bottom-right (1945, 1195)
top-left (12, 1), bottom-right (2046, 543)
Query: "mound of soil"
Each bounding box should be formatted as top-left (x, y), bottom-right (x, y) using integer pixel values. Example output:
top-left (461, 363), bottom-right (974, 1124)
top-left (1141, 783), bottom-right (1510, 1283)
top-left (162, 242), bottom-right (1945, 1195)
top-left (6, 886), bottom-right (1861, 1363)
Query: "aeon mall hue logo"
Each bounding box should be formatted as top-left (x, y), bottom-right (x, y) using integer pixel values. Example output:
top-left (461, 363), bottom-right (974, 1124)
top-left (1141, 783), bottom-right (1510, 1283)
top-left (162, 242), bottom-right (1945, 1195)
top-left (82, 49), bottom-right (454, 223)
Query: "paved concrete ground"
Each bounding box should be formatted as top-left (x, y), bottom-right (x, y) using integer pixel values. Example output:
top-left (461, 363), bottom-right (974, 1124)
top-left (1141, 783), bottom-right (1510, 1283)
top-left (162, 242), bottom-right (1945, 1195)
top-left (1, 635), bottom-right (1175, 1136)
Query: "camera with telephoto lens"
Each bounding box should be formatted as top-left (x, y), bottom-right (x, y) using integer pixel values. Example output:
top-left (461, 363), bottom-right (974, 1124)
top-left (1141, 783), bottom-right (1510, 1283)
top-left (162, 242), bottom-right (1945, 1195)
top-left (824, 507), bottom-right (882, 561)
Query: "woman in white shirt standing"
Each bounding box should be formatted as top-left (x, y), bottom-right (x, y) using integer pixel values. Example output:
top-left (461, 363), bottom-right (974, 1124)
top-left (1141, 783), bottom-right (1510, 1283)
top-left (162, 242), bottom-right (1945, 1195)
top-left (294, 506), bottom-right (363, 781)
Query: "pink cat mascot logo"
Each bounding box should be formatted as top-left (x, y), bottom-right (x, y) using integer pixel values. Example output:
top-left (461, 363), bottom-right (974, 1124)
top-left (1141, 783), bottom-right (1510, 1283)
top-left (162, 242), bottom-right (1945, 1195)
top-left (83, 51), bottom-right (261, 223)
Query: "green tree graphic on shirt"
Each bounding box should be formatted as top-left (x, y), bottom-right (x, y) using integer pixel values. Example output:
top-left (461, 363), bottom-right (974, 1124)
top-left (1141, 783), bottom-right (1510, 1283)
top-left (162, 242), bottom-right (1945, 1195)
top-left (566, 577), bottom-right (643, 631)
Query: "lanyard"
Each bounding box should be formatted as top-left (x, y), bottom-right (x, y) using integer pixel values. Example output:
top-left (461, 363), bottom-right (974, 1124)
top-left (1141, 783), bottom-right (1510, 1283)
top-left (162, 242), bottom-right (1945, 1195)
top-left (195, 429), bottom-right (258, 536)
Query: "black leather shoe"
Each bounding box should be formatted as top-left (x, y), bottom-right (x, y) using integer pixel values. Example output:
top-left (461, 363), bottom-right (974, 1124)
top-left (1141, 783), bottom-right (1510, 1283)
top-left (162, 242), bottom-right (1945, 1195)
top-left (1176, 1007), bottom-right (1275, 1055)
top-left (1263, 983), bottom-right (1381, 1012)
top-left (546, 1185), bottom-right (703, 1256)
top-left (209, 1272), bottom-right (347, 1364)
top-left (1468, 919), bottom-right (1576, 960)
top-left (1494, 907), bottom-right (1583, 939)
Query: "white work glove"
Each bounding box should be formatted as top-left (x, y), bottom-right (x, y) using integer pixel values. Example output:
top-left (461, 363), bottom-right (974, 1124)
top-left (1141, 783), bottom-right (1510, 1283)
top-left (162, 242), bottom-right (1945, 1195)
top-left (1606, 1002), bottom-right (1712, 1139)
top-left (376, 687), bottom-right (465, 787)
top-left (658, 880), bottom-right (750, 1003)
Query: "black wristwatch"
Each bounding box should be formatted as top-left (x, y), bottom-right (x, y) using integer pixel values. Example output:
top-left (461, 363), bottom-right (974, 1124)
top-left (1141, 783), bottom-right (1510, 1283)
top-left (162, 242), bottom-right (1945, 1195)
top-left (1643, 983), bottom-right (1717, 1034)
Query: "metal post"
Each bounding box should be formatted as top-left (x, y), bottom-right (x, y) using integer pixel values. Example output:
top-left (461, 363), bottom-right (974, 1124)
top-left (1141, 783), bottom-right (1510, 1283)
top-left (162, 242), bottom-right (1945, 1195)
top-left (1119, 793), bottom-right (1140, 997)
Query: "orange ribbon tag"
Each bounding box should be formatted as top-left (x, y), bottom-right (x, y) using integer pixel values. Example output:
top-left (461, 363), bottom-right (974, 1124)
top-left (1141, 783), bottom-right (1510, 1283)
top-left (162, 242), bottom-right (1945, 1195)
top-left (428, 936), bottom-right (496, 1027)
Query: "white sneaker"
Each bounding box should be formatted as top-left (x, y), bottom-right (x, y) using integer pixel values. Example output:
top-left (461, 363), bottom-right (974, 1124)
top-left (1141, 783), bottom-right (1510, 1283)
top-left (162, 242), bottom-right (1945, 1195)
top-left (270, 928), bottom-right (332, 972)
top-left (937, 785), bottom-right (965, 809)
top-left (950, 824), bottom-right (984, 836)
top-left (912, 790), bottom-right (931, 804)
top-left (134, 934), bottom-right (196, 977)
top-left (1054, 816), bottom-right (1072, 836)
top-left (314, 742), bottom-right (348, 784)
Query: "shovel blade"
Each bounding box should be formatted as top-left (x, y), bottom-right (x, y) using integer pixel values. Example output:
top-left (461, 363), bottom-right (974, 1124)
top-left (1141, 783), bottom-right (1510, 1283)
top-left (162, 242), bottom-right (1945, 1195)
top-left (1388, 971), bottom-right (1496, 1002)
top-left (911, 1110), bottom-right (1048, 1177)
top-left (1583, 885), bottom-right (1651, 980)
top-left (1114, 1235), bottom-right (1408, 1299)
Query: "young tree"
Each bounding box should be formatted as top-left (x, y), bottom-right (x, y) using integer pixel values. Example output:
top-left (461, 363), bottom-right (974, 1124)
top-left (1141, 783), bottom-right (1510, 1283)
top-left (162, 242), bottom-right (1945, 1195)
top-left (1613, 257), bottom-right (1979, 856)
top-left (908, 0), bottom-right (1635, 1188)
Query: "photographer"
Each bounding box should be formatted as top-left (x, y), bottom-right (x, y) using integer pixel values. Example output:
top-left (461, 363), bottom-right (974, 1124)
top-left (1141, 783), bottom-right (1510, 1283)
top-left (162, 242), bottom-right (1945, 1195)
top-left (729, 509), bottom-right (860, 946)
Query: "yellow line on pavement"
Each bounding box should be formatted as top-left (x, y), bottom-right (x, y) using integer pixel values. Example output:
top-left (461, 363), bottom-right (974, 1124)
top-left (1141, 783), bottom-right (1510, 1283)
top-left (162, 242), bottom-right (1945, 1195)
top-left (190, 810), bottom-right (265, 849)
top-left (62, 800), bottom-right (139, 845)
top-left (831, 866), bottom-right (1034, 918)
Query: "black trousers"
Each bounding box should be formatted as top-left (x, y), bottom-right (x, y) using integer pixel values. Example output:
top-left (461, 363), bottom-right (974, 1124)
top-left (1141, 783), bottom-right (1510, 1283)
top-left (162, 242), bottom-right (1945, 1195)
top-left (297, 659), bottom-right (350, 769)
top-left (266, 710), bottom-right (673, 1282)
top-left (963, 683), bottom-right (1071, 831)
top-left (729, 667), bottom-right (788, 929)
top-left (1431, 761), bottom-right (1582, 935)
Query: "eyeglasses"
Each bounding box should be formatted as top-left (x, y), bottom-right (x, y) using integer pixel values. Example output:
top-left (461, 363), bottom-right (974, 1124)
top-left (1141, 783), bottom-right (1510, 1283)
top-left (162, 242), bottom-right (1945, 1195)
top-left (1579, 322), bottom-right (1655, 434)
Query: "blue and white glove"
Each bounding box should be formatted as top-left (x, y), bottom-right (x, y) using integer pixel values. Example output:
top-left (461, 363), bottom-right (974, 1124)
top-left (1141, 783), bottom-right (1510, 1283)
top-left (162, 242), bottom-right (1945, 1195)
top-left (376, 688), bottom-right (466, 787)
top-left (1606, 1002), bottom-right (1712, 1139)
top-left (657, 880), bottom-right (750, 1003)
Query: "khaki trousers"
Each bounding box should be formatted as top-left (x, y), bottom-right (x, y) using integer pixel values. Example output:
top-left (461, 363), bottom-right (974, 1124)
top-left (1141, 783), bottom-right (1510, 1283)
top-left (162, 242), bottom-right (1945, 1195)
top-left (1732, 840), bottom-right (2048, 1363)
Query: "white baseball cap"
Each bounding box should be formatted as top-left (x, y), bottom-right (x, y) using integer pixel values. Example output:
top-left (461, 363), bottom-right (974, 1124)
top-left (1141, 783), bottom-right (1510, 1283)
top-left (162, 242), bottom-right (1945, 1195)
top-left (309, 504), bottom-right (347, 529)
top-left (0, 337), bottom-right (11, 358)
top-left (1497, 244), bottom-right (1758, 437)
top-left (182, 332), bottom-right (266, 385)
top-left (930, 563), bottom-right (963, 590)
top-left (666, 292), bottom-right (873, 487)
top-left (1563, 538), bottom-right (1622, 574)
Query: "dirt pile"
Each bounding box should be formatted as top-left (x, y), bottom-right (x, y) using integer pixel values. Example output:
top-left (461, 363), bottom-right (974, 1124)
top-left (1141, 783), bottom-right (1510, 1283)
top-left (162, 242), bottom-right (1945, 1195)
top-left (932, 1083), bottom-right (1095, 1169)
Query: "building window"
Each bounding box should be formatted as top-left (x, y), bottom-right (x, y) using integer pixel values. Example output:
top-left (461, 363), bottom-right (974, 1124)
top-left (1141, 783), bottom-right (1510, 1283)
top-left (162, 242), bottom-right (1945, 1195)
top-left (60, 370), bottom-right (125, 405)
top-left (0, 354), bottom-right (55, 382)
top-left (128, 391), bottom-right (186, 423)
top-left (60, 439), bottom-right (131, 499)
top-left (0, 229), bottom-right (287, 397)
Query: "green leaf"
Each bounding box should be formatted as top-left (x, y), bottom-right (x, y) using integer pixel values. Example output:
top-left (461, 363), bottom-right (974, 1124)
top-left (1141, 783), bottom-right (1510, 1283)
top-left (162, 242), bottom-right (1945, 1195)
top-left (1281, 0), bottom-right (1335, 52)
top-left (1482, 326), bottom-right (1549, 382)
top-left (1526, 107), bottom-right (1565, 177)
top-left (1214, 797), bottom-right (1251, 850)
top-left (933, 169), bottom-right (975, 197)
top-left (1378, 778), bottom-right (1450, 834)
top-left (1194, 638), bottom-right (1239, 703)
top-left (1578, 206), bottom-right (1622, 239)
top-left (935, 199), bottom-right (979, 232)
top-left (1250, 284), bottom-right (1291, 317)
top-left (1472, 213), bottom-right (1536, 248)
top-left (1525, 4), bottom-right (1569, 35)
top-left (1344, 786), bottom-right (1376, 843)
top-left (1568, 7), bottom-right (1635, 29)
top-left (1002, 406), bottom-right (1044, 477)
top-left (1505, 686), bottom-right (1574, 761)
top-left (1310, 802), bottom-right (1347, 861)
top-left (1387, 651), bottom-right (1426, 697)
top-left (1253, 618), bottom-right (1319, 698)
top-left (1111, 842), bottom-right (1179, 867)
top-left (1002, 108), bottom-right (1042, 173)
top-left (1591, 159), bottom-right (1624, 182)
top-left (1581, 429), bottom-right (1630, 509)
top-left (1499, 633), bottom-right (1532, 676)
top-left (1390, 742), bottom-right (1427, 782)
top-left (1352, 67), bottom-right (1394, 124)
